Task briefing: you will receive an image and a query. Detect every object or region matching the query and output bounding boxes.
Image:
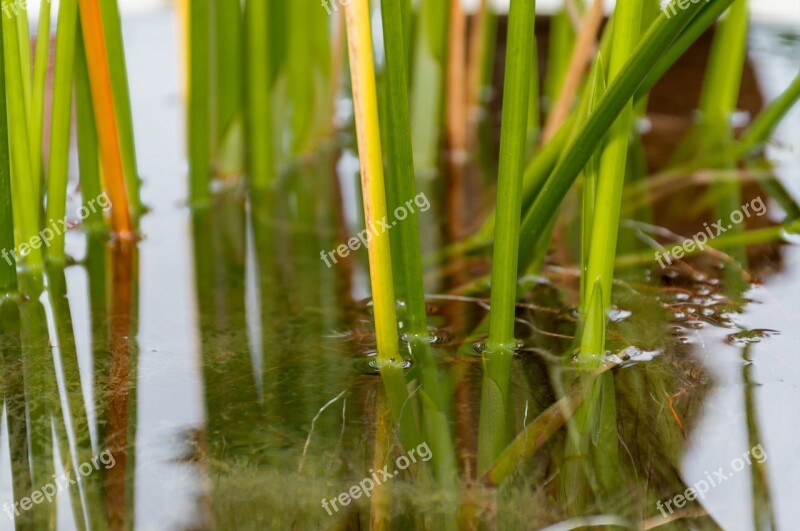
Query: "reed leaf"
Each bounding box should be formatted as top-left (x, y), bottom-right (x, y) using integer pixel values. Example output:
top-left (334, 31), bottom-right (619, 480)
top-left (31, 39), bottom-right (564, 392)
top-left (579, 56), bottom-right (606, 307)
top-left (379, 0), bottom-right (427, 340)
top-left (188, 0), bottom-right (212, 205)
top-left (580, 0), bottom-right (642, 362)
top-left (410, 0), bottom-right (447, 173)
top-left (76, 25), bottom-right (105, 232)
top-left (213, 0), bottom-right (243, 146)
top-left (739, 72), bottom-right (800, 155)
top-left (637, 0), bottom-right (743, 99)
top-left (78, 0), bottom-right (133, 237)
top-left (288, 0), bottom-right (313, 154)
top-left (478, 0), bottom-right (536, 474)
top-left (343, 0), bottom-right (399, 364)
top-left (245, 0), bottom-right (274, 189)
top-left (486, 0), bottom-right (536, 351)
top-left (100, 0), bottom-right (143, 221)
top-left (0, 16), bottom-right (15, 295)
top-left (31, 0), bottom-right (51, 205)
top-left (2, 11), bottom-right (42, 291)
top-left (46, 0), bottom-right (79, 263)
top-left (380, 0), bottom-right (458, 493)
top-left (14, 2), bottom-right (32, 146)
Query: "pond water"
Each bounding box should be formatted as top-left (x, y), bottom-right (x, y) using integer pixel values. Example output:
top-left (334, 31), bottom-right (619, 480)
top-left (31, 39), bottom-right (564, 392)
top-left (0, 9), bottom-right (799, 531)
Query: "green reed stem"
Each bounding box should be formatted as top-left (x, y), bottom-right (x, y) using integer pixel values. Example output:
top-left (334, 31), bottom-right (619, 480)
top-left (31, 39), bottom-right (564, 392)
top-left (579, 57), bottom-right (606, 307)
top-left (486, 0), bottom-right (536, 351)
top-left (544, 5), bottom-right (577, 104)
top-left (189, 0), bottom-right (212, 206)
top-left (580, 0), bottom-right (642, 361)
top-left (14, 4), bottom-right (32, 156)
top-left (212, 0), bottom-right (244, 176)
top-left (100, 0), bottom-right (142, 222)
top-left (46, 0), bottom-right (79, 264)
top-left (245, 0), bottom-right (274, 189)
top-left (700, 0), bottom-right (749, 268)
top-left (288, 0), bottom-right (313, 154)
top-left (410, 0), bottom-right (447, 173)
top-left (379, 0), bottom-right (427, 339)
top-left (478, 0), bottom-right (536, 474)
top-left (526, 38), bottom-right (540, 155)
top-left (699, 0), bottom-right (748, 140)
top-left (31, 0), bottom-right (51, 205)
top-left (76, 24), bottom-right (105, 232)
top-left (213, 0), bottom-right (243, 145)
top-left (0, 16), bottom-right (15, 295)
top-left (2, 11), bottom-right (42, 292)
top-left (380, 0), bottom-right (458, 492)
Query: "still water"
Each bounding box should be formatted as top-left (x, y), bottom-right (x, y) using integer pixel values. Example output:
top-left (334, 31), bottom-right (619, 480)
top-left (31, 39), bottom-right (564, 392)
top-left (0, 10), bottom-right (798, 531)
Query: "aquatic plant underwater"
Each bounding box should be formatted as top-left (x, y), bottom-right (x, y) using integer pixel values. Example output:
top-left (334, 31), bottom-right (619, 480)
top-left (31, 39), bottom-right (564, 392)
top-left (1, 0), bottom-right (799, 528)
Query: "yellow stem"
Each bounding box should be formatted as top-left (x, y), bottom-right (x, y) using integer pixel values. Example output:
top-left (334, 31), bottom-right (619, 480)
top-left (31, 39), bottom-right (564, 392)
top-left (343, 0), bottom-right (399, 363)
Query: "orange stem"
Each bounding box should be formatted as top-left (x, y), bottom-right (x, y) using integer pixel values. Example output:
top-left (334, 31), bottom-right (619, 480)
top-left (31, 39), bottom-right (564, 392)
top-left (78, 0), bottom-right (132, 238)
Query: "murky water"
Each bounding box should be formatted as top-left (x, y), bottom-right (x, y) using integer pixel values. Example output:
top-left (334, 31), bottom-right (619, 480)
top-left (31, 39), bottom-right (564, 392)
top-left (0, 11), bottom-right (798, 531)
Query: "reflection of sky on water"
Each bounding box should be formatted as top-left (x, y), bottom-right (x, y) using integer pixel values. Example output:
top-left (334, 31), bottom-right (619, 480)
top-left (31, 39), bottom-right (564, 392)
top-left (682, 24), bottom-right (800, 531)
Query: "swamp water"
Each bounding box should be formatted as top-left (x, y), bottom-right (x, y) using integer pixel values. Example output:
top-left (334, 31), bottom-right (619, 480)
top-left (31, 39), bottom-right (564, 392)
top-left (0, 10), bottom-right (799, 531)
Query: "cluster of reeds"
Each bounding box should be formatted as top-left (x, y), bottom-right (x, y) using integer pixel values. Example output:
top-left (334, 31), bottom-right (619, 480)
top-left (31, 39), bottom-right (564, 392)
top-left (1, 0), bottom-right (792, 526)
top-left (183, 0), bottom-right (799, 518)
top-left (0, 0), bottom-right (140, 525)
top-left (1, 0), bottom-right (140, 292)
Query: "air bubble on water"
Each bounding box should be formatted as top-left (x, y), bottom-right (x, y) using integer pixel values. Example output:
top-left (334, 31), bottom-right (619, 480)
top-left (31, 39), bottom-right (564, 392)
top-left (608, 307), bottom-right (632, 322)
top-left (781, 231), bottom-right (800, 244)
